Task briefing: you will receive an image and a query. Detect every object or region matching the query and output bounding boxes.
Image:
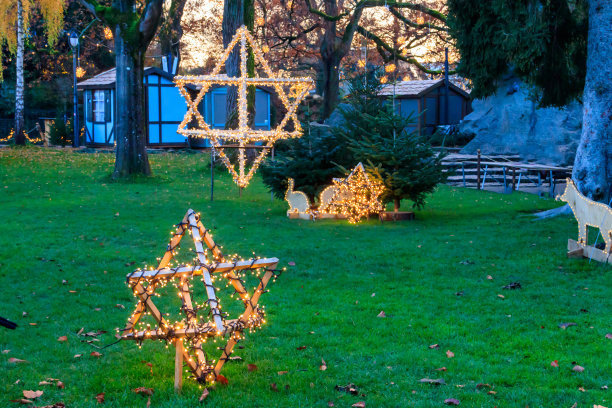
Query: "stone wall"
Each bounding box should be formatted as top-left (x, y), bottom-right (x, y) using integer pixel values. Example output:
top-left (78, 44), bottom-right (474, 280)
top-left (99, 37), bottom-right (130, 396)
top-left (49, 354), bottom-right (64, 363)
top-left (459, 76), bottom-right (582, 166)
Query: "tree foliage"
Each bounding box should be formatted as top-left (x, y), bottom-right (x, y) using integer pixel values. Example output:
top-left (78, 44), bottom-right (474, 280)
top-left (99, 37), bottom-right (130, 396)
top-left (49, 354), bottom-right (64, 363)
top-left (447, 0), bottom-right (588, 107)
top-left (0, 0), bottom-right (65, 79)
top-left (336, 69), bottom-right (446, 210)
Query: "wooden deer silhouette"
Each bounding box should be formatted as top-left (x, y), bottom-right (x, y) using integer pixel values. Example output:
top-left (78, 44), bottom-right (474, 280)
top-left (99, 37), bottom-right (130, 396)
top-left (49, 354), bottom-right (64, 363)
top-left (557, 178), bottom-right (612, 253)
top-left (285, 178), bottom-right (311, 216)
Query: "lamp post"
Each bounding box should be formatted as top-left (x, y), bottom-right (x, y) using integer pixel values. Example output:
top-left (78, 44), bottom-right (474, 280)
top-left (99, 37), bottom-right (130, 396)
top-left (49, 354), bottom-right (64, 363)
top-left (69, 30), bottom-right (79, 147)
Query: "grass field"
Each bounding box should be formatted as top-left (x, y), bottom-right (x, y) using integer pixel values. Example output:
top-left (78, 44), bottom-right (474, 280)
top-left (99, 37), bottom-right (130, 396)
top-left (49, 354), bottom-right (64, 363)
top-left (0, 147), bottom-right (610, 408)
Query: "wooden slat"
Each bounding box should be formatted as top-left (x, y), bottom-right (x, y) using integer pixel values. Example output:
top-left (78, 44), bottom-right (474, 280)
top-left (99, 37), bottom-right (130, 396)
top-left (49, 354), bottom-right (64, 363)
top-left (188, 212), bottom-right (224, 332)
top-left (175, 339), bottom-right (183, 391)
top-left (126, 258), bottom-right (279, 280)
top-left (122, 319), bottom-right (243, 341)
top-left (568, 239), bottom-right (612, 264)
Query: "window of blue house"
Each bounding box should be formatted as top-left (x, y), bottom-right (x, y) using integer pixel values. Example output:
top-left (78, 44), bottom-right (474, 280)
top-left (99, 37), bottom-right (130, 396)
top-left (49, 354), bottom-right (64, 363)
top-left (254, 90), bottom-right (269, 127)
top-left (93, 90), bottom-right (106, 122)
top-left (211, 90), bottom-right (227, 128)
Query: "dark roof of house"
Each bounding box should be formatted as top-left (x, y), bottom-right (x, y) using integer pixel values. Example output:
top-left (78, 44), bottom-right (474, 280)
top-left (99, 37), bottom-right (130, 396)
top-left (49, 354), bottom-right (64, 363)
top-left (77, 66), bottom-right (196, 90)
top-left (379, 79), bottom-right (470, 98)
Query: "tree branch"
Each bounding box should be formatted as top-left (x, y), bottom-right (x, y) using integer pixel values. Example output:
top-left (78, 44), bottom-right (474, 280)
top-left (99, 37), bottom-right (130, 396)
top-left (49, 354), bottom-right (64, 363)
top-left (138, 0), bottom-right (164, 47)
top-left (387, 7), bottom-right (447, 32)
top-left (357, 25), bottom-right (454, 75)
top-left (304, 0), bottom-right (350, 21)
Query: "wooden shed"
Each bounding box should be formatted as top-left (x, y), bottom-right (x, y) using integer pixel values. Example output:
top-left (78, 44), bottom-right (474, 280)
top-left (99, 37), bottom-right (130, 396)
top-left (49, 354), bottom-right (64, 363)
top-left (380, 79), bottom-right (471, 135)
top-left (77, 67), bottom-right (271, 148)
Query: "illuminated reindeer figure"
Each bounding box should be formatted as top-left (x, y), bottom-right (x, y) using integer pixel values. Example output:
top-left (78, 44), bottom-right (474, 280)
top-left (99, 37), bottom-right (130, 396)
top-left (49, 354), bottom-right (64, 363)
top-left (556, 178), bottom-right (612, 253)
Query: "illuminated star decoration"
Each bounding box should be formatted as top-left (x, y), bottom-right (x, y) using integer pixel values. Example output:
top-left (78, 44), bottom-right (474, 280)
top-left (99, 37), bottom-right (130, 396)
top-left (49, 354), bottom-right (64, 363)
top-left (327, 163), bottom-right (384, 223)
top-left (122, 209), bottom-right (281, 385)
top-left (175, 26), bottom-right (314, 188)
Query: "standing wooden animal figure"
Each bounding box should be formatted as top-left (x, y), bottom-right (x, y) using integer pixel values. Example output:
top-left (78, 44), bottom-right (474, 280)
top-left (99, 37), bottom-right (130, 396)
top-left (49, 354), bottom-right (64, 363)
top-left (285, 178), bottom-right (311, 217)
top-left (556, 178), bottom-right (612, 252)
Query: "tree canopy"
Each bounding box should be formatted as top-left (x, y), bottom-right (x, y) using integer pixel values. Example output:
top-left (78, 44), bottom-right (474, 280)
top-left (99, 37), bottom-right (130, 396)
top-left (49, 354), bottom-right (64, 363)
top-left (447, 0), bottom-right (588, 107)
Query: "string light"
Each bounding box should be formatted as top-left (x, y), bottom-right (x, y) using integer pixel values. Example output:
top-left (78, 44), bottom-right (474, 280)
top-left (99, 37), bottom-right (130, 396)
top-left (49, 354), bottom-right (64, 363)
top-left (284, 178), bottom-right (313, 219)
top-left (76, 66), bottom-right (86, 78)
top-left (103, 26), bottom-right (113, 40)
top-left (174, 26), bottom-right (314, 188)
top-left (121, 209), bottom-right (283, 385)
top-left (557, 178), bottom-right (612, 249)
top-left (320, 163), bottom-right (384, 223)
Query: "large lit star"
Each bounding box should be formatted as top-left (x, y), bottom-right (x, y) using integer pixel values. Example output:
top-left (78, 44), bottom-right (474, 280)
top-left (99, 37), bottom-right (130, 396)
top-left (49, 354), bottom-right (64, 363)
top-left (122, 209), bottom-right (280, 386)
top-left (174, 26), bottom-right (314, 188)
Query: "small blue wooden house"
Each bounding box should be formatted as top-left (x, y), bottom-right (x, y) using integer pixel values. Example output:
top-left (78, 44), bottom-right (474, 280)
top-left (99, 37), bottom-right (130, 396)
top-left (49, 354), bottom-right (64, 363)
top-left (77, 67), bottom-right (271, 147)
top-left (380, 79), bottom-right (471, 136)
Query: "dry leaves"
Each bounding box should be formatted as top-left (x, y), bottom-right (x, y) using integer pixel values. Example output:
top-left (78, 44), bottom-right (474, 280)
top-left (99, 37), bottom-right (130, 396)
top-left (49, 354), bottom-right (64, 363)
top-left (90, 351), bottom-right (102, 358)
top-left (335, 383), bottom-right (359, 395)
top-left (435, 367), bottom-right (447, 371)
top-left (377, 311), bottom-right (386, 318)
top-left (320, 358), bottom-right (327, 371)
top-left (277, 371), bottom-right (288, 375)
top-left (352, 402), bottom-right (366, 408)
top-left (573, 365), bottom-right (585, 372)
top-left (446, 350), bottom-right (455, 358)
top-left (270, 383), bottom-right (279, 392)
top-left (444, 398), bottom-right (460, 405)
top-left (247, 364), bottom-right (258, 372)
top-left (57, 336), bottom-right (67, 342)
top-left (133, 387), bottom-right (154, 396)
top-left (429, 344), bottom-right (440, 349)
top-left (559, 322), bottom-right (577, 329)
top-left (74, 354), bottom-right (82, 359)
top-left (216, 374), bottom-right (228, 385)
top-left (288, 261), bottom-right (296, 266)
top-left (95, 392), bottom-right (105, 403)
top-left (296, 346), bottom-right (307, 350)
top-left (8, 358), bottom-right (28, 364)
top-left (23, 390), bottom-right (43, 399)
top-left (551, 360), bottom-right (559, 367)
top-left (199, 388), bottom-right (209, 402)
top-left (605, 333), bottom-right (612, 340)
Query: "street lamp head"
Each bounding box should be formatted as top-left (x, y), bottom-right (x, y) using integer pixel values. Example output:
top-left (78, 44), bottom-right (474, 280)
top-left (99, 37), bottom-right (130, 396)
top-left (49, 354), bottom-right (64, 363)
top-left (69, 30), bottom-right (79, 48)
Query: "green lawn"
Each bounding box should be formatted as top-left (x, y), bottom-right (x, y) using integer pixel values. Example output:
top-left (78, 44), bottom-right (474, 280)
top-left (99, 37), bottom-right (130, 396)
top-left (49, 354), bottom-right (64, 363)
top-left (0, 147), bottom-right (610, 408)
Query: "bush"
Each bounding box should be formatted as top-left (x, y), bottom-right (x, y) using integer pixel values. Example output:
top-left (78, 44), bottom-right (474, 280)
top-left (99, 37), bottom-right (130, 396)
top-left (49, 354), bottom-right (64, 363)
top-left (48, 116), bottom-right (73, 147)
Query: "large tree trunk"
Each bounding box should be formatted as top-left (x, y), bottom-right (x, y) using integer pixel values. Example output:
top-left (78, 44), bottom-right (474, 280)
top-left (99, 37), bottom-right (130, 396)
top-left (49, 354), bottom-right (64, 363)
top-left (223, 0), bottom-right (243, 129)
top-left (572, 0), bottom-right (612, 202)
top-left (14, 0), bottom-right (25, 145)
top-left (320, 54), bottom-right (341, 120)
top-left (112, 34), bottom-right (151, 177)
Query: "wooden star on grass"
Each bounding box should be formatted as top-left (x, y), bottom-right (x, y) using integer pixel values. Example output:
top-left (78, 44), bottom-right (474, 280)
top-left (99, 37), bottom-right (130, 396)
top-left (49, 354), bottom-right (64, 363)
top-left (122, 209), bottom-right (280, 388)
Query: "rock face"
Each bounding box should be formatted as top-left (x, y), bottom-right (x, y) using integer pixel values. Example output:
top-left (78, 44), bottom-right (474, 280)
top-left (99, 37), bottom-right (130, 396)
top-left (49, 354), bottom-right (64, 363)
top-left (460, 76), bottom-right (582, 166)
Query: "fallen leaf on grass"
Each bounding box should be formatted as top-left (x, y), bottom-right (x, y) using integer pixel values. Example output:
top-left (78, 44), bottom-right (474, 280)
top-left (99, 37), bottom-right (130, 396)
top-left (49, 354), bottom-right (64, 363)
top-left (551, 360), bottom-right (559, 367)
top-left (446, 350), bottom-right (454, 358)
top-left (277, 371), bottom-right (288, 375)
top-left (327, 403), bottom-right (334, 407)
top-left (352, 402), bottom-right (366, 408)
top-left (2, 349), bottom-right (9, 354)
top-left (74, 354), bottom-right (82, 359)
top-left (288, 261), bottom-right (296, 266)
top-left (444, 398), bottom-right (460, 405)
top-left (115, 304), bottom-right (125, 309)
top-left (216, 374), bottom-right (228, 385)
top-left (497, 294), bottom-right (505, 299)
top-left (419, 378), bottom-right (445, 385)
top-left (487, 390), bottom-right (496, 395)
top-left (8, 358), bottom-right (28, 364)
top-left (435, 367), bottom-right (447, 371)
top-left (90, 352), bottom-right (102, 358)
top-left (296, 346), bottom-right (307, 350)
top-left (605, 333), bottom-right (612, 340)
top-left (56, 381), bottom-right (65, 389)
top-left (335, 383), bottom-right (359, 395)
top-left (95, 392), bottom-right (105, 403)
top-left (429, 344), bottom-right (440, 349)
top-left (377, 311), bottom-right (386, 318)
top-left (146, 397), bottom-right (151, 408)
top-left (573, 365), bottom-right (585, 372)
top-left (476, 383), bottom-right (491, 389)
top-left (199, 388), bottom-right (209, 402)
top-left (247, 364), bottom-right (258, 372)
top-left (23, 391), bottom-right (43, 399)
top-left (320, 358), bottom-right (327, 371)
top-left (228, 356), bottom-right (242, 361)
top-left (57, 336), bottom-right (67, 342)
top-left (559, 322), bottom-right (577, 329)
top-left (10, 399), bottom-right (33, 404)
top-left (133, 387), bottom-right (153, 396)
top-left (39, 381), bottom-right (53, 386)
top-left (502, 282), bottom-right (521, 290)
top-left (270, 383), bottom-right (279, 392)
top-left (578, 387), bottom-right (585, 392)
top-left (486, 275), bottom-right (493, 280)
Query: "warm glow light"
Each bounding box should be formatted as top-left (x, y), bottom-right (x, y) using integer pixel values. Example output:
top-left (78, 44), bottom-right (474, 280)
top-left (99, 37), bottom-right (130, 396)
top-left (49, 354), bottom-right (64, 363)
top-left (175, 26), bottom-right (314, 188)
top-left (103, 26), bottom-right (113, 40)
top-left (76, 66), bottom-right (86, 78)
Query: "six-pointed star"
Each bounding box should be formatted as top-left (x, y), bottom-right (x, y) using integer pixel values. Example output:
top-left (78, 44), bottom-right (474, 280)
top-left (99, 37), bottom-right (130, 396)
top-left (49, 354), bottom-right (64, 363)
top-left (122, 209), bottom-right (279, 383)
top-left (174, 26), bottom-right (314, 188)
